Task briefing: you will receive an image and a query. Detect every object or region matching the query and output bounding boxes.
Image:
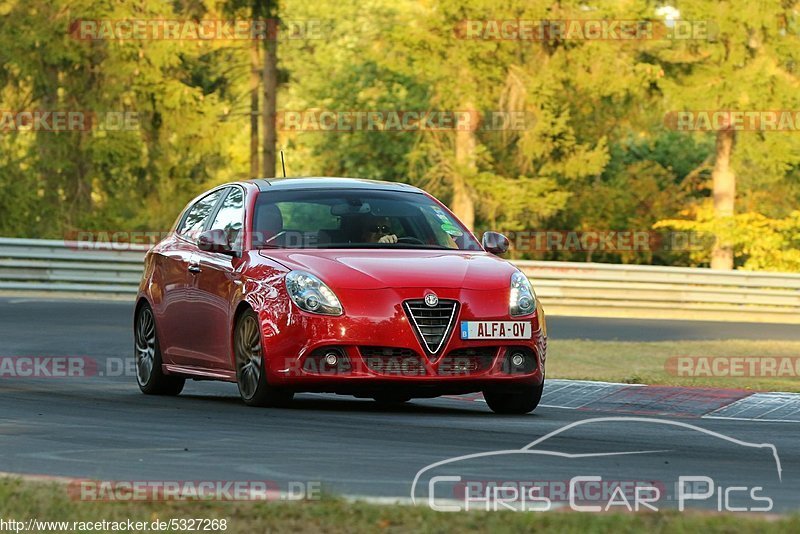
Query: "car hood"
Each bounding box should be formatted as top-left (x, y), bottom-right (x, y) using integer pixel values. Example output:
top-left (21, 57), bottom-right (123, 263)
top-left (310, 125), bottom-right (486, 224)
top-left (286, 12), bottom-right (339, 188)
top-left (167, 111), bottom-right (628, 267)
top-left (258, 249), bottom-right (517, 290)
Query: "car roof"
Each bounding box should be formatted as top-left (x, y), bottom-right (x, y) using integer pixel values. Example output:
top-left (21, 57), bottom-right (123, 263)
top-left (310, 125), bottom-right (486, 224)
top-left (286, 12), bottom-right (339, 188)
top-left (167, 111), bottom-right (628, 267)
top-left (243, 177), bottom-right (423, 193)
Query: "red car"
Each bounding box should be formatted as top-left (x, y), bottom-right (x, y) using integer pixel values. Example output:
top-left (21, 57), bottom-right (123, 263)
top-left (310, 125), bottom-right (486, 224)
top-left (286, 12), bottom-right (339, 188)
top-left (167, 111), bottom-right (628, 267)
top-left (135, 178), bottom-right (547, 414)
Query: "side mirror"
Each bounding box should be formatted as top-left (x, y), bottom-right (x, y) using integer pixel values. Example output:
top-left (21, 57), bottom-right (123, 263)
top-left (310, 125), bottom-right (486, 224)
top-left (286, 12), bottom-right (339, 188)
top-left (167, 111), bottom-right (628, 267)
top-left (482, 231), bottom-right (509, 255)
top-left (197, 229), bottom-right (235, 255)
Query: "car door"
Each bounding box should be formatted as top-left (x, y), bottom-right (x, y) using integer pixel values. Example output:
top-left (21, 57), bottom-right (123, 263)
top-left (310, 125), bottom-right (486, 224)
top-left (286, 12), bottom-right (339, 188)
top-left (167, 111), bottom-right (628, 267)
top-left (151, 232), bottom-right (196, 365)
top-left (161, 188), bottom-right (226, 367)
top-left (190, 186), bottom-right (247, 371)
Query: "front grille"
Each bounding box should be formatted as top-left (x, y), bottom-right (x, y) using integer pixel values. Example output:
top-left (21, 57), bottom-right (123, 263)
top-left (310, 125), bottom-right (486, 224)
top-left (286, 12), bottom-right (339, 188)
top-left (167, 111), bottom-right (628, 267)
top-left (403, 299), bottom-right (459, 355)
top-left (360, 347), bottom-right (427, 376)
top-left (438, 347), bottom-right (497, 376)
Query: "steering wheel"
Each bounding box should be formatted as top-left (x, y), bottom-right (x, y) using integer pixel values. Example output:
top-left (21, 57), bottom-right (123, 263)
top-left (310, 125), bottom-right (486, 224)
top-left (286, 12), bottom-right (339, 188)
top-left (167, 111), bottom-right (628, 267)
top-left (396, 236), bottom-right (425, 245)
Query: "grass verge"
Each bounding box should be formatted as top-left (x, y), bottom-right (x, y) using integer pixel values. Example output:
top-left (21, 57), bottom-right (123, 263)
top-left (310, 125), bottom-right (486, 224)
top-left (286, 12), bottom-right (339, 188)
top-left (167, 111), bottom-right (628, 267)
top-left (548, 339), bottom-right (800, 392)
top-left (0, 478), bottom-right (798, 533)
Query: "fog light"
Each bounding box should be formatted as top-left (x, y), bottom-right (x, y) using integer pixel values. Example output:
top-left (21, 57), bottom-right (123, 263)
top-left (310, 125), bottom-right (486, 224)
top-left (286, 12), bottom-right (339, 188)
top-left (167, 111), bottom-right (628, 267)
top-left (324, 352), bottom-right (339, 366)
top-left (511, 352), bottom-right (525, 367)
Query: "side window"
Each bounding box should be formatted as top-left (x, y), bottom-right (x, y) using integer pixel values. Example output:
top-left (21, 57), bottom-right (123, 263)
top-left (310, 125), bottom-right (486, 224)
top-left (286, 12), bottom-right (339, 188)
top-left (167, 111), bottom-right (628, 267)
top-left (178, 189), bottom-right (224, 240)
top-left (209, 187), bottom-right (245, 248)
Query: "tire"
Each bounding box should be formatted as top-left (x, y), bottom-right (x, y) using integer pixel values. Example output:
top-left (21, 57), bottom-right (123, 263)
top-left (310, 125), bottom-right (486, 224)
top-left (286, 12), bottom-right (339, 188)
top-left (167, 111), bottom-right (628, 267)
top-left (234, 309), bottom-right (294, 407)
top-left (134, 304), bottom-right (185, 396)
top-left (483, 382), bottom-right (543, 415)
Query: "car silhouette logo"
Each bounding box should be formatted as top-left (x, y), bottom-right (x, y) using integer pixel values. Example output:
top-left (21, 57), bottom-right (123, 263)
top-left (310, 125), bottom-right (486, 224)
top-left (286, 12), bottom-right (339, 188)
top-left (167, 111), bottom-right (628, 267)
top-left (425, 293), bottom-right (439, 307)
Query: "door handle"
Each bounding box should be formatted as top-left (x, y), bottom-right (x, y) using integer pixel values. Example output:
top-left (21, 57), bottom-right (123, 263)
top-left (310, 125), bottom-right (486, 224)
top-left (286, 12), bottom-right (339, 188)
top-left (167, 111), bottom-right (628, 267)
top-left (188, 263), bottom-right (202, 274)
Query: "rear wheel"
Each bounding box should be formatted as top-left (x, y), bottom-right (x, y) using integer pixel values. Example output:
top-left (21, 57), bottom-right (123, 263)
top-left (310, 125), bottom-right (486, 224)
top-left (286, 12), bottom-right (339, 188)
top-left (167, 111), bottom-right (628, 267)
top-left (483, 382), bottom-right (543, 414)
top-left (234, 310), bottom-right (293, 407)
top-left (135, 304), bottom-right (185, 396)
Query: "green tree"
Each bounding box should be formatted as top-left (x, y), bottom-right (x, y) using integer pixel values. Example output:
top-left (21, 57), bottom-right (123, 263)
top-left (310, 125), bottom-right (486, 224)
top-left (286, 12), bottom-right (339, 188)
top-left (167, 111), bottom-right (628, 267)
top-left (0, 0), bottom-right (249, 235)
top-left (647, 1), bottom-right (800, 269)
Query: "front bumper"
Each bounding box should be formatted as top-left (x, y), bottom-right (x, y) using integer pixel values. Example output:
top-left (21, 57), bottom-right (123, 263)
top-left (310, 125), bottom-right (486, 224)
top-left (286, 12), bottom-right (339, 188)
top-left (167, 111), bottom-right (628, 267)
top-left (259, 287), bottom-right (546, 395)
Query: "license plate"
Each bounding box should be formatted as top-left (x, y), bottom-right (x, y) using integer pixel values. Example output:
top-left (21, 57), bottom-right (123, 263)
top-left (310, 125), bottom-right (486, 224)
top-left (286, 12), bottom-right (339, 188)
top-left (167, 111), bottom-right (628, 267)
top-left (460, 321), bottom-right (532, 340)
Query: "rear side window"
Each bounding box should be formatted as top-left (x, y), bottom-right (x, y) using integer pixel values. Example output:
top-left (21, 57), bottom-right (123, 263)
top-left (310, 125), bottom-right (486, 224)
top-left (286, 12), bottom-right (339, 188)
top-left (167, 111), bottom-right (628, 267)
top-left (209, 187), bottom-right (245, 247)
top-left (178, 189), bottom-right (224, 240)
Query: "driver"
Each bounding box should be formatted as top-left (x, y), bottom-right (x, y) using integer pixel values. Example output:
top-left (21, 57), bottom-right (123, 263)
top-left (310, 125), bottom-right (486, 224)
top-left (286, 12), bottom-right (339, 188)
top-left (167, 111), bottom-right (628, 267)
top-left (361, 215), bottom-right (398, 244)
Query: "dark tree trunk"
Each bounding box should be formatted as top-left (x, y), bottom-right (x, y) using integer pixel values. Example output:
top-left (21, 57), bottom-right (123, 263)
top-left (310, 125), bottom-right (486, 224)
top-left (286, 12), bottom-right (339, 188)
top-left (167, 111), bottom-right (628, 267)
top-left (453, 101), bottom-right (476, 230)
top-left (249, 42), bottom-right (260, 178)
top-left (262, 1), bottom-right (278, 177)
top-left (711, 128), bottom-right (736, 270)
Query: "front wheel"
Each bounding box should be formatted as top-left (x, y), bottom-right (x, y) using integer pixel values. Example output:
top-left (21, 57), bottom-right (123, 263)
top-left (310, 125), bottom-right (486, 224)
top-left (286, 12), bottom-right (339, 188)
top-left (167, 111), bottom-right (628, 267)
top-left (483, 382), bottom-right (543, 414)
top-left (134, 304), bottom-right (185, 396)
top-left (234, 310), bottom-right (294, 407)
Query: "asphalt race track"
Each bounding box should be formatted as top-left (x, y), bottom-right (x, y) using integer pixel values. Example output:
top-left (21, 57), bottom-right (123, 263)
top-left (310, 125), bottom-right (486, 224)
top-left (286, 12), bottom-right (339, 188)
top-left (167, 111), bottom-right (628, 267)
top-left (0, 297), bottom-right (798, 512)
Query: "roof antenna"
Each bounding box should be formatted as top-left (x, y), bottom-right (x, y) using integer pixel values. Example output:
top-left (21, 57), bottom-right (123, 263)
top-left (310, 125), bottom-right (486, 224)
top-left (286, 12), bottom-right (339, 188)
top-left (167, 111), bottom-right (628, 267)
top-left (280, 149), bottom-right (287, 178)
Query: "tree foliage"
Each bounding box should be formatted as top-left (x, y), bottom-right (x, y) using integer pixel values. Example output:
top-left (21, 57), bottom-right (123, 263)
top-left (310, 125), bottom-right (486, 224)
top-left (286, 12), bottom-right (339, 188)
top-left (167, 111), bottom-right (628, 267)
top-left (1, 0), bottom-right (799, 272)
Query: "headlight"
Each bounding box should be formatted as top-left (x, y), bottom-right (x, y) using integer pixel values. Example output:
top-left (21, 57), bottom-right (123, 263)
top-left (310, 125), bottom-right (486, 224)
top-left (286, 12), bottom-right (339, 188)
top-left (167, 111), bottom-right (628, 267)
top-left (285, 271), bottom-right (343, 316)
top-left (509, 271), bottom-right (536, 316)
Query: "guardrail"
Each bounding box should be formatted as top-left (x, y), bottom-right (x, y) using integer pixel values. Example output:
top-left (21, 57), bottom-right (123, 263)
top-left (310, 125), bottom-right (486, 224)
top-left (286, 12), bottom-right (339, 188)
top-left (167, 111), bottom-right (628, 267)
top-left (515, 260), bottom-right (800, 324)
top-left (2, 237), bottom-right (799, 323)
top-left (0, 237), bottom-right (147, 295)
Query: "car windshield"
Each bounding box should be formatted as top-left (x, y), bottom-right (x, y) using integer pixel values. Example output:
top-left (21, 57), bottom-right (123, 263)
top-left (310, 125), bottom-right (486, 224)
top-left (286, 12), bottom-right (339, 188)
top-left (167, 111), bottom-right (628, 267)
top-left (252, 189), bottom-right (481, 250)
